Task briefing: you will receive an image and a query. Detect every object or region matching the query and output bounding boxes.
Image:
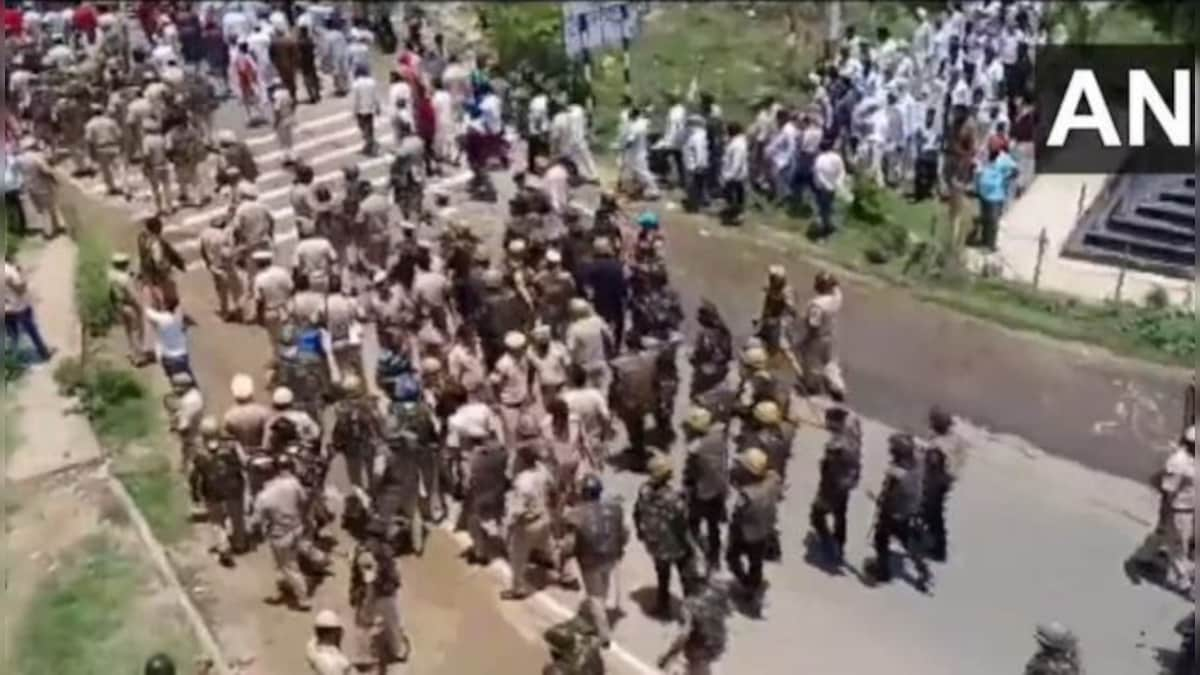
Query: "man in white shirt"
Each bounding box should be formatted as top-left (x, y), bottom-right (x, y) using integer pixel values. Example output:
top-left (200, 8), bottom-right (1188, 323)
top-left (351, 65), bottom-right (381, 156)
top-left (618, 106), bottom-right (659, 199)
top-left (765, 110), bottom-right (798, 200)
top-left (720, 122), bottom-right (748, 224)
top-left (564, 102), bottom-right (598, 183)
top-left (4, 256), bottom-right (54, 362)
top-left (653, 95), bottom-right (688, 187)
top-left (542, 158), bottom-right (571, 215)
top-left (682, 114), bottom-right (709, 212)
top-left (812, 140), bottom-right (847, 239)
top-left (525, 86), bottom-right (550, 174)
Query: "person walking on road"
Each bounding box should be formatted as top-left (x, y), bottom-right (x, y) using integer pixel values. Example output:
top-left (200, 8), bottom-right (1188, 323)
top-left (634, 452), bottom-right (698, 618)
top-left (1023, 622), bottom-right (1084, 675)
top-left (1126, 425), bottom-right (1195, 593)
top-left (3, 253), bottom-right (54, 363)
top-left (351, 64), bottom-right (381, 156)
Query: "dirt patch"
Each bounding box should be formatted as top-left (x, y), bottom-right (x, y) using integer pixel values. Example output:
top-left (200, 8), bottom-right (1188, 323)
top-left (4, 468), bottom-right (198, 675)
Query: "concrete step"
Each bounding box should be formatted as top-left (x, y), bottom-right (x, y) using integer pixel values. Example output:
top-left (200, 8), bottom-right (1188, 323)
top-left (1130, 200), bottom-right (1196, 228)
top-left (1107, 213), bottom-right (1195, 247)
top-left (1081, 229), bottom-right (1196, 269)
top-left (1160, 188), bottom-right (1196, 208)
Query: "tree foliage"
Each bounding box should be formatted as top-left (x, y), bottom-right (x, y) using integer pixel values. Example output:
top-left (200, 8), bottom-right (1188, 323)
top-left (479, 4), bottom-right (571, 81)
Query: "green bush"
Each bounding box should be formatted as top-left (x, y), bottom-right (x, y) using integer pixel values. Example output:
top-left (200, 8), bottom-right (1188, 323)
top-left (75, 230), bottom-right (115, 337)
top-left (1116, 308), bottom-right (1197, 360)
top-left (55, 357), bottom-right (156, 447)
top-left (479, 4), bottom-right (572, 83)
top-left (848, 174), bottom-right (889, 226)
top-left (3, 346), bottom-right (27, 383)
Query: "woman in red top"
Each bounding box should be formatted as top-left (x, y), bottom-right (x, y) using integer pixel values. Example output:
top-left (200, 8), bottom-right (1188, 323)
top-left (3, 7), bottom-right (23, 38)
top-left (73, 2), bottom-right (98, 43)
top-left (412, 78), bottom-right (438, 175)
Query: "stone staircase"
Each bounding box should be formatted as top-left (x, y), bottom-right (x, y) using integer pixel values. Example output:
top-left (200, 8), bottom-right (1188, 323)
top-left (1065, 175), bottom-right (1197, 279)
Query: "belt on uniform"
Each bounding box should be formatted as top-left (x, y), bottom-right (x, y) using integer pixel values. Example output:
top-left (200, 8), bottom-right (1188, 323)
top-left (501, 400), bottom-right (527, 408)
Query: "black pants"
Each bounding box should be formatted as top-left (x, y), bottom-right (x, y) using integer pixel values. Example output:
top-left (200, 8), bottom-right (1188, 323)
top-left (623, 412), bottom-right (646, 457)
top-left (726, 529), bottom-right (766, 593)
top-left (357, 113), bottom-right (376, 154)
top-left (4, 190), bottom-right (27, 235)
top-left (913, 150), bottom-right (939, 201)
top-left (653, 556), bottom-right (693, 611)
top-left (598, 309), bottom-right (625, 356)
top-left (526, 133), bottom-right (549, 174)
top-left (922, 484), bottom-right (952, 561)
top-left (687, 496), bottom-right (725, 567)
top-left (301, 67), bottom-right (321, 102)
top-left (872, 513), bottom-right (930, 584)
top-left (810, 490), bottom-right (850, 554)
top-left (722, 180), bottom-right (746, 224)
top-left (685, 171), bottom-right (708, 212)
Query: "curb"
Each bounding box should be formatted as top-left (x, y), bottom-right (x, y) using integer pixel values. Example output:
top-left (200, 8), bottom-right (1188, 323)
top-left (106, 467), bottom-right (235, 675)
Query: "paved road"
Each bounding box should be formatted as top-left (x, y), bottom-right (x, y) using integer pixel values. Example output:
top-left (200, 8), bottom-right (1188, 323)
top-left (66, 42), bottom-right (1194, 674)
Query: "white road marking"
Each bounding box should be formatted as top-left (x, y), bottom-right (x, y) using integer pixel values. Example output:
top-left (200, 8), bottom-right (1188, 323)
top-left (243, 109), bottom-right (354, 147)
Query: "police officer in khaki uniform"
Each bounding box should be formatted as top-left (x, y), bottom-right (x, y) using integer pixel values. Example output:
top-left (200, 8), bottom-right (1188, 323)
top-left (199, 217), bottom-right (242, 321)
top-left (491, 331), bottom-right (534, 442)
top-left (323, 275), bottom-right (363, 384)
top-left (251, 251), bottom-right (294, 357)
top-left (272, 87), bottom-right (297, 165)
top-left (797, 271), bottom-right (845, 400)
top-left (464, 425), bottom-right (510, 564)
top-left (84, 103), bottom-right (123, 195)
top-left (356, 182), bottom-right (391, 276)
top-left (294, 218), bottom-right (338, 293)
top-left (252, 453), bottom-right (314, 610)
top-left (223, 374), bottom-right (272, 495)
top-left (232, 181), bottom-right (275, 261)
top-left (306, 610), bottom-right (355, 674)
top-left (108, 252), bottom-right (151, 365)
top-left (502, 442), bottom-right (559, 600)
top-left (124, 93), bottom-right (153, 165)
top-left (140, 116), bottom-right (174, 214)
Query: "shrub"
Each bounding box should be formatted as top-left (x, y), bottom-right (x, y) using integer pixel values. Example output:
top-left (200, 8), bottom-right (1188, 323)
top-left (3, 346), bottom-right (27, 383)
top-left (75, 230), bottom-right (115, 337)
top-left (848, 174), bottom-right (889, 226)
top-left (55, 357), bottom-right (155, 447)
top-left (1143, 285), bottom-right (1170, 310)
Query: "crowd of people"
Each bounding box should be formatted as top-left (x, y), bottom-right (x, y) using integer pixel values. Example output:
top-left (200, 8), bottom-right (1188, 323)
top-left (2, 3), bottom-right (1193, 675)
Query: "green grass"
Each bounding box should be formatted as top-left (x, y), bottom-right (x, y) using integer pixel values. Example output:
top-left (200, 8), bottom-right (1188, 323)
top-left (54, 356), bottom-right (160, 449)
top-left (13, 534), bottom-right (193, 675)
top-left (115, 453), bottom-right (192, 546)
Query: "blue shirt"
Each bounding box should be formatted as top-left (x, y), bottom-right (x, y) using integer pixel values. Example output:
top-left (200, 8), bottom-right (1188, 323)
top-left (2, 152), bottom-right (23, 193)
top-left (976, 152), bottom-right (1017, 204)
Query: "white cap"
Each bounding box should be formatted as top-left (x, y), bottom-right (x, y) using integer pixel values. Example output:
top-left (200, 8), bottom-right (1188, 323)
top-left (216, 129), bottom-right (237, 145)
top-left (238, 181), bottom-right (259, 199)
top-left (531, 324), bottom-right (551, 340)
top-left (504, 331), bottom-right (527, 350)
top-left (313, 609), bottom-right (342, 629)
top-left (545, 249), bottom-right (562, 264)
top-left (252, 250), bottom-right (274, 263)
top-left (272, 387), bottom-right (294, 407)
top-left (230, 374), bottom-right (254, 401)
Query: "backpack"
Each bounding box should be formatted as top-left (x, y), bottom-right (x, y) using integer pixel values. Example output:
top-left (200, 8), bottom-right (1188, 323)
top-left (576, 500), bottom-right (624, 563)
top-left (267, 415), bottom-right (299, 451)
top-left (332, 399), bottom-right (374, 452)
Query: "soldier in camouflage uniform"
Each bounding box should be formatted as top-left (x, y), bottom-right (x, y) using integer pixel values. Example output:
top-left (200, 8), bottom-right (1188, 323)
top-left (464, 425), bottom-right (510, 563)
top-left (477, 268), bottom-right (533, 369)
top-left (726, 448), bottom-right (782, 617)
top-left (270, 331), bottom-right (330, 427)
top-left (681, 406), bottom-right (728, 571)
top-left (190, 416), bottom-right (248, 567)
top-left (733, 345), bottom-right (788, 423)
top-left (1024, 623), bottom-right (1084, 675)
top-left (533, 249), bottom-right (577, 338)
top-left (350, 518), bottom-right (412, 667)
top-left (736, 400), bottom-right (794, 481)
top-left (689, 301), bottom-right (733, 400)
top-left (377, 374), bottom-right (440, 554)
top-left (166, 114), bottom-right (208, 207)
top-left (634, 453), bottom-right (698, 617)
top-left (867, 433), bottom-right (932, 591)
top-left (657, 577), bottom-right (730, 675)
top-left (564, 474), bottom-right (628, 645)
top-left (609, 336), bottom-right (661, 466)
top-left (329, 374), bottom-right (384, 491)
top-left (543, 615), bottom-right (606, 675)
top-left (809, 406), bottom-right (863, 566)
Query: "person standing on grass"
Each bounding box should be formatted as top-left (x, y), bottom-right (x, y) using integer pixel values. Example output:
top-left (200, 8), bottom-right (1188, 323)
top-left (720, 121), bottom-right (748, 225)
top-left (3, 251), bottom-right (54, 363)
top-left (811, 139), bottom-right (847, 240)
top-left (972, 137), bottom-right (1018, 251)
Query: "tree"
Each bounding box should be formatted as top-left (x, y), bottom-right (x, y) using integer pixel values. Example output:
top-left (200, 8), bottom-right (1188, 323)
top-left (479, 4), bottom-right (572, 82)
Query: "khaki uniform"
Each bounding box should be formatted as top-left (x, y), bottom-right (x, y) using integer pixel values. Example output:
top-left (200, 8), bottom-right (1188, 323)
top-left (84, 113), bottom-right (122, 193)
top-left (199, 226), bottom-right (241, 318)
top-left (1132, 448), bottom-right (1195, 586)
top-left (253, 473), bottom-right (309, 600)
top-left (124, 97), bottom-right (152, 162)
top-left (566, 315), bottom-right (612, 391)
top-left (253, 265), bottom-right (295, 355)
top-left (357, 193), bottom-right (390, 272)
top-left (798, 288), bottom-right (845, 397)
top-left (306, 640), bottom-right (354, 675)
top-left (493, 353), bottom-right (533, 439)
top-left (294, 236), bottom-right (337, 292)
top-left (507, 463), bottom-right (557, 594)
top-left (141, 130), bottom-right (174, 213)
top-left (273, 93), bottom-right (296, 160)
top-left (233, 199), bottom-right (276, 258)
top-left (108, 267), bottom-right (147, 361)
top-left (291, 290), bottom-right (326, 329)
top-left (529, 341), bottom-right (572, 405)
top-left (323, 293), bottom-right (361, 383)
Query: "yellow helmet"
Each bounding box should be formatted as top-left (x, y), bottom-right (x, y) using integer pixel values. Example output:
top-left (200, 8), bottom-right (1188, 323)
top-left (737, 448), bottom-right (769, 478)
top-left (683, 405), bottom-right (713, 433)
top-left (742, 346), bottom-right (768, 370)
top-left (753, 400), bottom-right (782, 426)
top-left (646, 452), bottom-right (673, 480)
